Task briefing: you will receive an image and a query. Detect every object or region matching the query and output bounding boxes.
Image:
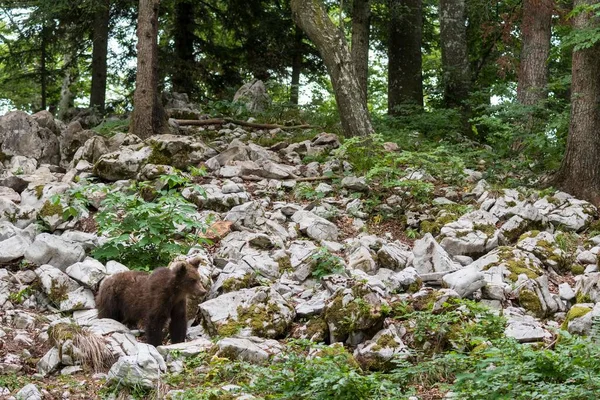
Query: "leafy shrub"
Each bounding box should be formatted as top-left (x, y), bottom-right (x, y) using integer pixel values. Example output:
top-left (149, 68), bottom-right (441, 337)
top-left (392, 298), bottom-right (506, 356)
top-left (294, 183), bottom-right (326, 201)
top-left (92, 176), bottom-right (211, 270)
top-left (248, 341), bottom-right (403, 400)
top-left (91, 118), bottom-right (130, 137)
top-left (311, 247), bottom-right (344, 279)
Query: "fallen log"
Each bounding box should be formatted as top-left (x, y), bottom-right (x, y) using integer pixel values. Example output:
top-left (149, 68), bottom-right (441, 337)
top-left (174, 117), bottom-right (318, 130)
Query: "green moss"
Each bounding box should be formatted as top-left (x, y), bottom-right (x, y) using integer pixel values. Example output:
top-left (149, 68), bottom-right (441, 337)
top-left (216, 321), bottom-right (242, 337)
top-left (34, 185), bottom-right (45, 199)
top-left (407, 279), bottom-right (423, 294)
top-left (518, 289), bottom-right (544, 318)
top-left (506, 259), bottom-right (541, 282)
top-left (324, 289), bottom-right (383, 338)
top-left (506, 200), bottom-right (517, 207)
top-left (575, 292), bottom-right (593, 304)
top-left (420, 213), bottom-right (458, 236)
top-left (304, 317), bottom-right (328, 341)
top-left (473, 223), bottom-right (496, 237)
top-left (236, 301), bottom-right (287, 338)
top-left (561, 305), bottom-right (592, 330)
top-left (277, 256), bottom-right (293, 273)
top-left (376, 333), bottom-right (398, 349)
top-left (518, 230), bottom-right (540, 242)
top-left (571, 264), bottom-right (586, 275)
top-left (222, 274), bottom-right (255, 293)
top-left (147, 142), bottom-right (171, 165)
top-left (39, 201), bottom-right (63, 218)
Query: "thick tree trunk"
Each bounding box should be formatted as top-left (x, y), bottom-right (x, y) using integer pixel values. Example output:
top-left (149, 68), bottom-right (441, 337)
top-left (351, 0), bottom-right (370, 104)
top-left (388, 0), bottom-right (423, 114)
top-left (555, 0), bottom-right (600, 205)
top-left (439, 0), bottom-right (470, 109)
top-left (517, 0), bottom-right (553, 106)
top-left (131, 0), bottom-right (169, 140)
top-left (172, 0), bottom-right (195, 94)
top-left (290, 0), bottom-right (374, 137)
top-left (290, 27), bottom-right (303, 105)
top-left (90, 0), bottom-right (110, 112)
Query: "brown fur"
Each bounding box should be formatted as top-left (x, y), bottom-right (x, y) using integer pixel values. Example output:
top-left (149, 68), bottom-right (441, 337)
top-left (95, 261), bottom-right (206, 347)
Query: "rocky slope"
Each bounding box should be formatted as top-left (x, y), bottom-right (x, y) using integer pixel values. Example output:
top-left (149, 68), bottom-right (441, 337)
top-left (0, 108), bottom-right (599, 399)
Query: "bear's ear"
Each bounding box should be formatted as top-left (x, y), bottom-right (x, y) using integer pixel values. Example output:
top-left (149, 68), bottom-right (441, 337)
top-left (173, 262), bottom-right (188, 278)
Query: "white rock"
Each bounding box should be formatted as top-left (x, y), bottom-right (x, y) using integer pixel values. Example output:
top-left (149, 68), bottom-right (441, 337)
top-left (25, 233), bottom-right (86, 270)
top-left (412, 234), bottom-right (460, 275)
top-left (107, 343), bottom-right (167, 389)
top-left (15, 383), bottom-right (42, 400)
top-left (216, 336), bottom-right (283, 364)
top-left (442, 266), bottom-right (486, 298)
top-left (65, 258), bottom-right (107, 289)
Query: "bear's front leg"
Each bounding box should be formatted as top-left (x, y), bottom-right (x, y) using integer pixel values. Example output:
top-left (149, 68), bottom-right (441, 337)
top-left (169, 299), bottom-right (187, 343)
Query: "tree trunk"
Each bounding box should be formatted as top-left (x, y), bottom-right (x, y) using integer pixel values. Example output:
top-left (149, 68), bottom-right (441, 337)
top-left (40, 25), bottom-right (48, 111)
top-left (351, 0), bottom-right (370, 104)
top-left (439, 0), bottom-right (470, 110)
top-left (388, 0), bottom-right (423, 114)
top-left (58, 47), bottom-right (78, 121)
top-left (555, 0), bottom-right (600, 205)
top-left (131, 0), bottom-right (169, 140)
top-left (290, 27), bottom-right (303, 105)
top-left (517, 0), bottom-right (553, 106)
top-left (90, 0), bottom-right (111, 113)
top-left (172, 0), bottom-right (196, 94)
top-left (290, 0), bottom-right (374, 137)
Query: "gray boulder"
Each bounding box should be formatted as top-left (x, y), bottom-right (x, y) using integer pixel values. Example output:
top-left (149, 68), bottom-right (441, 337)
top-left (25, 233), bottom-right (86, 270)
top-left (199, 287), bottom-right (295, 338)
top-left (291, 210), bottom-right (339, 241)
top-left (0, 111), bottom-right (60, 165)
top-left (107, 344), bottom-right (167, 389)
top-left (442, 266), bottom-right (485, 298)
top-left (233, 80), bottom-right (271, 113)
top-left (412, 234), bottom-right (461, 276)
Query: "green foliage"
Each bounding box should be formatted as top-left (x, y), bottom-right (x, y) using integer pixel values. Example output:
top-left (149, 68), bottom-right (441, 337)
top-left (335, 134), bottom-right (466, 190)
top-left (91, 119), bottom-right (130, 137)
top-left (247, 341), bottom-right (402, 400)
top-left (311, 247), bottom-right (344, 279)
top-left (294, 183), bottom-right (326, 201)
top-left (446, 334), bottom-right (600, 399)
top-left (92, 177), bottom-right (211, 270)
top-left (393, 298), bottom-right (506, 356)
top-left (8, 287), bottom-right (33, 304)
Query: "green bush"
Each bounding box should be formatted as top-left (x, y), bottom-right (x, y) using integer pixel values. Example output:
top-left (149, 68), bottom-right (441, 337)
top-left (92, 175), bottom-right (211, 270)
top-left (311, 247), bottom-right (345, 279)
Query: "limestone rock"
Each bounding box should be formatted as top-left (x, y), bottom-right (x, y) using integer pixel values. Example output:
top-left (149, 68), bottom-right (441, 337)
top-left (107, 343), bottom-right (167, 389)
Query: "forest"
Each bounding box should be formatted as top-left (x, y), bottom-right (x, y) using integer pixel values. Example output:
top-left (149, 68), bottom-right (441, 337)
top-left (0, 0), bottom-right (600, 399)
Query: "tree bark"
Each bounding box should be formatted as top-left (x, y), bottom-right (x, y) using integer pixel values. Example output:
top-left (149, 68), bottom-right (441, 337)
top-left (90, 0), bottom-right (111, 113)
top-left (388, 0), bottom-right (423, 114)
top-left (555, 0), bottom-right (600, 205)
top-left (40, 25), bottom-right (48, 111)
top-left (290, 27), bottom-right (303, 105)
top-left (131, 0), bottom-right (169, 140)
top-left (58, 46), bottom-right (78, 121)
top-left (290, 0), bottom-right (374, 137)
top-left (439, 0), bottom-right (470, 110)
top-left (517, 0), bottom-right (553, 106)
top-left (172, 0), bottom-right (196, 94)
top-left (351, 0), bottom-right (370, 104)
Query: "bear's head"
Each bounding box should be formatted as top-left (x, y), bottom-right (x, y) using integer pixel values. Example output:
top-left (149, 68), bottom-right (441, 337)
top-left (173, 261), bottom-right (207, 298)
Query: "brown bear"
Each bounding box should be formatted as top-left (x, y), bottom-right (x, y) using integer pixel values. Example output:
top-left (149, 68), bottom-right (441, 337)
top-left (95, 261), bottom-right (206, 347)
